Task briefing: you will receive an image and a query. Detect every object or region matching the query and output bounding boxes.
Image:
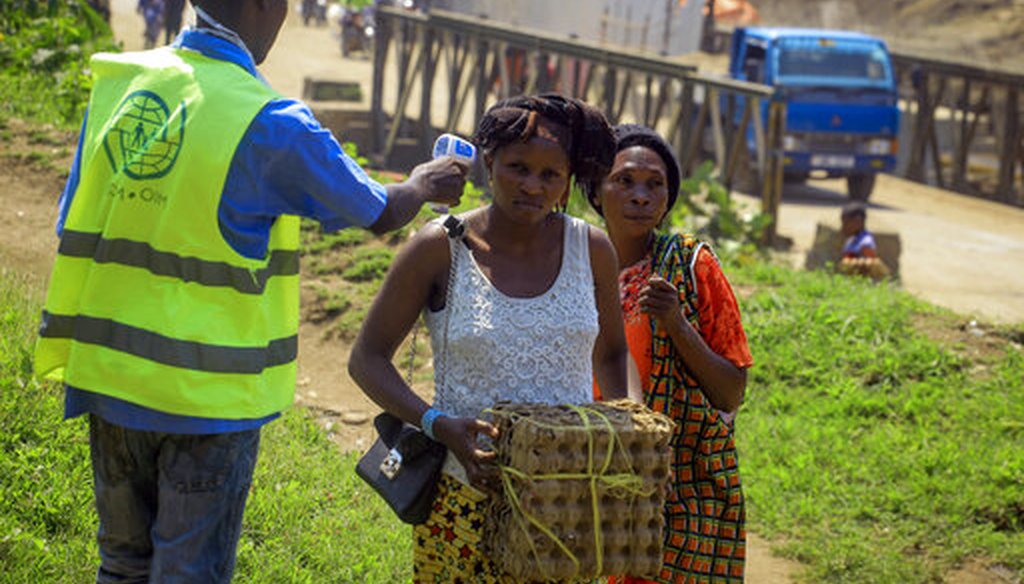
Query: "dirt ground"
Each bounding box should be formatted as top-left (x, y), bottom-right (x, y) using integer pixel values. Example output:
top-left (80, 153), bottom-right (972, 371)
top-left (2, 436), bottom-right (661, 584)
top-left (3, 2), bottom-right (1018, 582)
top-left (735, 175), bottom-right (1024, 325)
top-left (752, 0), bottom-right (1024, 70)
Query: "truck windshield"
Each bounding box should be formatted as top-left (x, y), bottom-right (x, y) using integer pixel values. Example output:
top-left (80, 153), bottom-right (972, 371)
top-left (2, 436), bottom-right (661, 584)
top-left (775, 37), bottom-right (893, 89)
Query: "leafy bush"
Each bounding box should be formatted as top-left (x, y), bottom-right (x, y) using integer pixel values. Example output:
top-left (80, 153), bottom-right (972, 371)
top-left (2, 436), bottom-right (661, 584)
top-left (0, 0), bottom-right (118, 126)
top-left (341, 140), bottom-right (370, 167)
top-left (668, 161), bottom-right (772, 260)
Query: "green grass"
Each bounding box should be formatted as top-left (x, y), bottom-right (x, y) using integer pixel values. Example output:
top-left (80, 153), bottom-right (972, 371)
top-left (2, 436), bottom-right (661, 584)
top-left (341, 247), bottom-right (395, 282)
top-left (1, 239), bottom-right (1022, 581)
top-left (0, 271), bottom-right (412, 583)
top-left (731, 262), bottom-right (1024, 582)
top-left (0, 272), bottom-right (96, 582)
top-left (234, 414), bottom-right (410, 583)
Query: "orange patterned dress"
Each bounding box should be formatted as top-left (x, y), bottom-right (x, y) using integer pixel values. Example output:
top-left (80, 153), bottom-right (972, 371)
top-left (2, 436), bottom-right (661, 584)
top-left (605, 233), bottom-right (752, 584)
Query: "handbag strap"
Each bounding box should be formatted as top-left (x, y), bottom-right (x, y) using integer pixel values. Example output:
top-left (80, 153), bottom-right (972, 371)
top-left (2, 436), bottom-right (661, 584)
top-left (403, 215), bottom-right (464, 391)
top-left (435, 215), bottom-right (463, 394)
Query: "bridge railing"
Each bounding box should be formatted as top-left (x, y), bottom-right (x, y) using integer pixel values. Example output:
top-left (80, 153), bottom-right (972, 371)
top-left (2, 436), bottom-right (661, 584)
top-left (891, 51), bottom-right (1024, 206)
top-left (370, 6), bottom-right (787, 242)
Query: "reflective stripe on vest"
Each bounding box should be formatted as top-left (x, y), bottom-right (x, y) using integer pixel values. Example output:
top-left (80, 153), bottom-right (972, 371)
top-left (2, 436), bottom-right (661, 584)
top-left (34, 47), bottom-right (301, 419)
top-left (39, 312), bottom-right (297, 373)
top-left (56, 229), bottom-right (299, 294)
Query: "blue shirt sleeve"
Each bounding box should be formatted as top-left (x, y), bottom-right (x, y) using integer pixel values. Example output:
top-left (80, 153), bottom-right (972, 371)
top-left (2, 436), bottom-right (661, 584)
top-left (56, 115), bottom-right (88, 237)
top-left (219, 98), bottom-right (389, 259)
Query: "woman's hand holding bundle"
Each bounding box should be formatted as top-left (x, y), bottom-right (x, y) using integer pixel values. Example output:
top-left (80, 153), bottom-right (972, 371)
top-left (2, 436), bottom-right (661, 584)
top-left (433, 416), bottom-right (501, 494)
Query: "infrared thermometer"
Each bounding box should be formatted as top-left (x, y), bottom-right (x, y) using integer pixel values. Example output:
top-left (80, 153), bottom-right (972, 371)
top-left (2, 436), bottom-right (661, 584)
top-left (431, 133), bottom-right (476, 214)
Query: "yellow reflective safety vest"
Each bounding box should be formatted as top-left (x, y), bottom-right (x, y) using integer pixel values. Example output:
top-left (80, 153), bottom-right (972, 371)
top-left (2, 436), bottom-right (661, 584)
top-left (34, 47), bottom-right (301, 420)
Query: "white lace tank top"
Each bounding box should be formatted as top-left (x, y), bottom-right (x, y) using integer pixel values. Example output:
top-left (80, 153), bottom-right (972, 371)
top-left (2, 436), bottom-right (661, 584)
top-left (424, 214), bottom-right (599, 421)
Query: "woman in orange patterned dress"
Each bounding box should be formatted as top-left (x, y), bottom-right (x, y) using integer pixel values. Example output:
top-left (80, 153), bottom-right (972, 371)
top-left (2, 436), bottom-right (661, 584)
top-left (592, 124), bottom-right (753, 584)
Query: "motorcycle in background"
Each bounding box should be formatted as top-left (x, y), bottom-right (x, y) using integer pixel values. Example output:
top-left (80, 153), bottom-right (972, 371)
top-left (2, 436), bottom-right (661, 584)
top-left (338, 6), bottom-right (375, 58)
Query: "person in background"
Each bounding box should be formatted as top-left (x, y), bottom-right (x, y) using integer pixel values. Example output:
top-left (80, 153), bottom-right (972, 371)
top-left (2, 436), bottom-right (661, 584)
top-left (838, 202), bottom-right (890, 280)
top-left (592, 124), bottom-right (752, 584)
top-left (840, 202), bottom-right (877, 259)
top-left (33, 0), bottom-right (467, 581)
top-left (163, 0), bottom-right (186, 45)
top-left (137, 0), bottom-right (164, 48)
top-left (349, 94), bottom-right (631, 583)
top-left (87, 0), bottom-right (112, 23)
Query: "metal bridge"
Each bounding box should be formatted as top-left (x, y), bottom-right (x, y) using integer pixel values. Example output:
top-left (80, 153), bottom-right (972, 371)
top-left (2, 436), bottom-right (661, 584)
top-left (368, 7), bottom-right (1024, 252)
top-left (369, 6), bottom-right (789, 242)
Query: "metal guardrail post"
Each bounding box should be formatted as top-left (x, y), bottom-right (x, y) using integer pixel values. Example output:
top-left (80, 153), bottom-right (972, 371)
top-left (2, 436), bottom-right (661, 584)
top-left (472, 35), bottom-right (489, 134)
top-left (370, 9), bottom-right (392, 156)
top-left (723, 97), bottom-right (753, 190)
top-left (761, 97), bottom-right (786, 245)
top-left (419, 25), bottom-right (438, 160)
top-left (997, 86), bottom-right (1020, 203)
top-left (382, 25), bottom-right (427, 166)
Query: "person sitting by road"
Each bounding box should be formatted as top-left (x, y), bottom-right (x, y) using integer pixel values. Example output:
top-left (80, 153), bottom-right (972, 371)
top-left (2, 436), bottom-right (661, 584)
top-left (33, 0), bottom-right (467, 580)
top-left (349, 93), bottom-right (631, 582)
top-left (838, 202), bottom-right (890, 280)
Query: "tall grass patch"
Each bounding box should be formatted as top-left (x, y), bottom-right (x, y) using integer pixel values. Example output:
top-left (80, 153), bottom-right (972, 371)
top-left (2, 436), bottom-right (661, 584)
top-left (0, 271), bottom-right (95, 582)
top-left (732, 263), bottom-right (1024, 582)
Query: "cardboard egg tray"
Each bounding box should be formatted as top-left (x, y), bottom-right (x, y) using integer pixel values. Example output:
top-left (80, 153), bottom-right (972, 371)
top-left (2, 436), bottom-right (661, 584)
top-left (485, 399), bottom-right (674, 581)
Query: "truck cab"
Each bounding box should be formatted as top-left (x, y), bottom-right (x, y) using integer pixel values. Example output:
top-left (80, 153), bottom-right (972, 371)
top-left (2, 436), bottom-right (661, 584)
top-left (730, 27), bottom-right (900, 200)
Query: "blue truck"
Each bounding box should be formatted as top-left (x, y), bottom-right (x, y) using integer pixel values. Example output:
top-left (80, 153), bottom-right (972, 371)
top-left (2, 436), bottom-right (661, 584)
top-left (728, 27), bottom-right (900, 200)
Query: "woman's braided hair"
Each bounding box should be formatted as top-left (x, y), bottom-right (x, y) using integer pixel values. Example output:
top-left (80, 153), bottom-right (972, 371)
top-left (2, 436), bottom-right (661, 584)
top-left (472, 93), bottom-right (616, 203)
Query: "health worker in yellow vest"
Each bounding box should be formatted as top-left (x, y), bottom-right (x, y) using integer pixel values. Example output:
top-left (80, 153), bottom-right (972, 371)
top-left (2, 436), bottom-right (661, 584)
top-left (33, 0), bottom-right (467, 581)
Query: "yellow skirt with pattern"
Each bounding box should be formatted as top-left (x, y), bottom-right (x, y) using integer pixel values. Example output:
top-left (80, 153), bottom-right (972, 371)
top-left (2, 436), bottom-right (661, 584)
top-left (413, 473), bottom-right (515, 583)
top-left (413, 473), bottom-right (611, 583)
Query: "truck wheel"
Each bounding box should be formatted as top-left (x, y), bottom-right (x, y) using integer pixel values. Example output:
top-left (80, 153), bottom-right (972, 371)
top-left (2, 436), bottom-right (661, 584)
top-left (783, 172), bottom-right (808, 185)
top-left (847, 174), bottom-right (876, 201)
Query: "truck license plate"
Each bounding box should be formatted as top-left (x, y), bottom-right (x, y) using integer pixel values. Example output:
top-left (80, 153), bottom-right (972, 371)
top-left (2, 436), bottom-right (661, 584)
top-left (811, 155), bottom-right (855, 169)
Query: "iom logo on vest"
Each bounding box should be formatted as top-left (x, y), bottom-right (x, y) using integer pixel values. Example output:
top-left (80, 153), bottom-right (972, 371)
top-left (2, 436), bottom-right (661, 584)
top-left (103, 90), bottom-right (185, 182)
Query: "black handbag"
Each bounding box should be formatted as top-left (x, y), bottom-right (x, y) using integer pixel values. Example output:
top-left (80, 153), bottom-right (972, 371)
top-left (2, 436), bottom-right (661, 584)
top-left (355, 412), bottom-right (448, 524)
top-left (355, 215), bottom-right (464, 524)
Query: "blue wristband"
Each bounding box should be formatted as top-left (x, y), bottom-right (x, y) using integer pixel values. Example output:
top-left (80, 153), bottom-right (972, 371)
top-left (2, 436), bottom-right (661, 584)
top-left (420, 408), bottom-right (447, 441)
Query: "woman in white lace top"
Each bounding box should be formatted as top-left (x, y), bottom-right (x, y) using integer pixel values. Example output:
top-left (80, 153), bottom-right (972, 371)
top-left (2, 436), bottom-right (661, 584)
top-left (350, 94), bottom-right (631, 582)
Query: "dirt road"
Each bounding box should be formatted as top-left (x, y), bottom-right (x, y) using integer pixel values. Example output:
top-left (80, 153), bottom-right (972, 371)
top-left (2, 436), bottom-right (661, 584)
top-left (737, 176), bottom-right (1024, 324)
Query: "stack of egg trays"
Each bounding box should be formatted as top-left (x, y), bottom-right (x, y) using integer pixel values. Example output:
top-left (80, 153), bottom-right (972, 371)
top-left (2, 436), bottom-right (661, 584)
top-left (485, 400), bottom-right (674, 581)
